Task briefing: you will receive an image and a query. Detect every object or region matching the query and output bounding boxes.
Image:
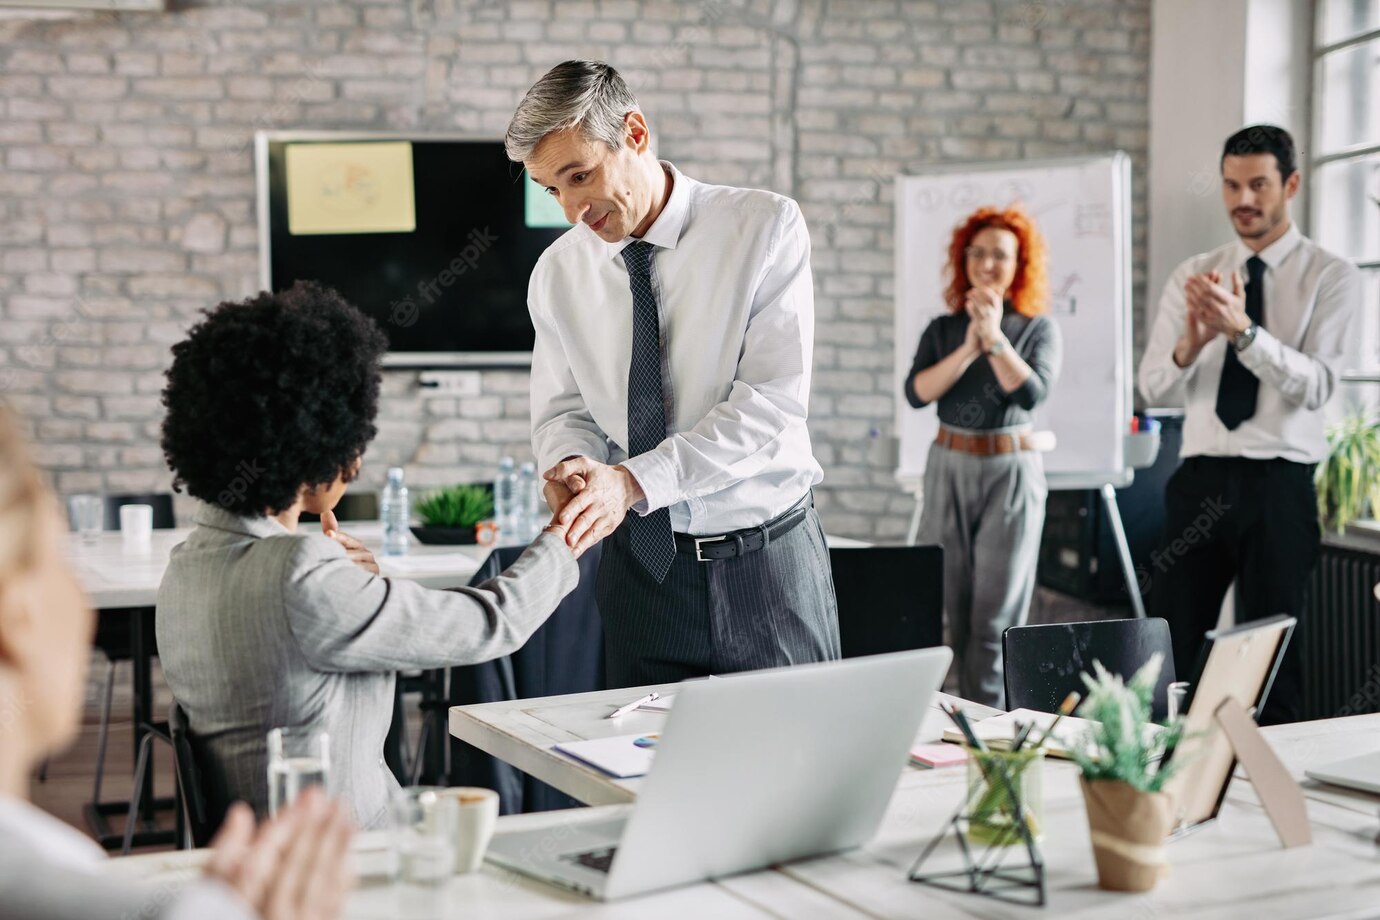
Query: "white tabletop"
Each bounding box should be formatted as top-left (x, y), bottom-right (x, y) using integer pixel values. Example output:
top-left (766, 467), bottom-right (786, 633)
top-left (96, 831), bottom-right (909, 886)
top-left (67, 521), bottom-right (497, 609)
top-left (449, 687), bottom-right (1380, 918)
top-left (105, 809), bottom-right (855, 919)
top-left (448, 683), bottom-right (1003, 807)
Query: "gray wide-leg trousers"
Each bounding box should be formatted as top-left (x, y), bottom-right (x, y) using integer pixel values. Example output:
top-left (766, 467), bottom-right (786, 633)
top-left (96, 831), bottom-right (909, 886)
top-left (918, 438), bottom-right (1047, 708)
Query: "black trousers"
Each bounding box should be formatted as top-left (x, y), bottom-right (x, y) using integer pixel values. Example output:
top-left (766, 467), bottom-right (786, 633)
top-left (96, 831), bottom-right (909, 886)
top-left (1152, 456), bottom-right (1319, 724)
top-left (596, 496), bottom-right (841, 688)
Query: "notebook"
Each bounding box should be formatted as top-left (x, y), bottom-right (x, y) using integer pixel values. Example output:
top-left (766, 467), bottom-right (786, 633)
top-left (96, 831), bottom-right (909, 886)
top-left (554, 733), bottom-right (661, 778)
top-left (941, 708), bottom-right (1166, 760)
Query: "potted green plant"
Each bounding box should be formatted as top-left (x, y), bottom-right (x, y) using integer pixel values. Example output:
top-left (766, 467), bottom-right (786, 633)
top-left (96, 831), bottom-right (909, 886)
top-left (1071, 654), bottom-right (1186, 893)
top-left (411, 484), bottom-right (495, 545)
top-left (1315, 410), bottom-right (1380, 533)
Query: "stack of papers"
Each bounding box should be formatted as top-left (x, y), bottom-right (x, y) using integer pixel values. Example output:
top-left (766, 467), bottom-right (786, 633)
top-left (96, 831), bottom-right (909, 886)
top-left (941, 708), bottom-right (1166, 760)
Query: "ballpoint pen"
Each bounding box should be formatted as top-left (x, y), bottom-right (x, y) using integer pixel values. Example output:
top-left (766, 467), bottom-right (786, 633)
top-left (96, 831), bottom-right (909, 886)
top-left (607, 692), bottom-right (659, 719)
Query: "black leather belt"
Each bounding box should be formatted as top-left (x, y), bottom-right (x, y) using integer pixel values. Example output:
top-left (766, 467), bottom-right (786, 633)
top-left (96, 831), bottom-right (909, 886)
top-left (673, 497), bottom-right (811, 562)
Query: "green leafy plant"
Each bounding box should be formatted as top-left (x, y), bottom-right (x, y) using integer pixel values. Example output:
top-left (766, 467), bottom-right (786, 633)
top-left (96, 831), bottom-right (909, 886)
top-left (1315, 411), bottom-right (1380, 533)
top-left (1070, 655), bottom-right (1185, 793)
top-left (414, 484), bottom-right (494, 529)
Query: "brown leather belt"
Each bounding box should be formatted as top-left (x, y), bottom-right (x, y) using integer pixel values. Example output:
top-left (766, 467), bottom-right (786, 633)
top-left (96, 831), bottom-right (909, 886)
top-left (936, 428), bottom-right (1038, 457)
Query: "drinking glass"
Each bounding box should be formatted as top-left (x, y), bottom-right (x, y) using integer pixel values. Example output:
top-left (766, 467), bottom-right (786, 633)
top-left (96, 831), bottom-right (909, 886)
top-left (70, 494), bottom-right (103, 543)
top-left (266, 727), bottom-right (330, 817)
top-left (391, 787), bottom-right (459, 886)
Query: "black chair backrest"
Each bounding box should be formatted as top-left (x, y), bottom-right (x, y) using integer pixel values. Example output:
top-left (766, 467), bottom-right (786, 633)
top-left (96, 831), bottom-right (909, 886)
top-left (169, 701), bottom-right (216, 848)
top-left (831, 545), bottom-right (944, 658)
top-left (1003, 617), bottom-right (1177, 722)
top-left (104, 493), bottom-right (176, 530)
top-left (299, 491), bottom-right (379, 525)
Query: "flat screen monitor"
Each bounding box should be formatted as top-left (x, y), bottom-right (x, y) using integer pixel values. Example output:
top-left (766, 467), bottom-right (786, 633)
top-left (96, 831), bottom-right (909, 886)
top-left (255, 132), bottom-right (573, 367)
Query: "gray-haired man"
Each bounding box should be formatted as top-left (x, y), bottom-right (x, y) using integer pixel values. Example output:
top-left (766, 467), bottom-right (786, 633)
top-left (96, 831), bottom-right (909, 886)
top-left (506, 60), bottom-right (839, 687)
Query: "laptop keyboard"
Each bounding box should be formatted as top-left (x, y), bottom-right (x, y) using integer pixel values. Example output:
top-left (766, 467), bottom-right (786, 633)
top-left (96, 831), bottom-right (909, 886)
top-left (563, 846), bottom-right (618, 873)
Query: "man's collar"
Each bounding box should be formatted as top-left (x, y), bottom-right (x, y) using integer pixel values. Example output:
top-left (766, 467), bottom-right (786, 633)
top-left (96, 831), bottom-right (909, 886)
top-left (1235, 221), bottom-right (1302, 271)
top-left (602, 160), bottom-right (691, 260)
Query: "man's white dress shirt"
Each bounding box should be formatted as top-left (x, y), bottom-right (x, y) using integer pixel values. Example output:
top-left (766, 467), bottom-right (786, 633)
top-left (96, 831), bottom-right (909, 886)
top-left (528, 161), bottom-right (823, 535)
top-left (1138, 224), bottom-right (1361, 464)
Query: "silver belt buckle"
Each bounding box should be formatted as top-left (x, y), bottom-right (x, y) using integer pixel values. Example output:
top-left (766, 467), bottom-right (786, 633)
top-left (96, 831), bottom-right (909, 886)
top-left (694, 535), bottom-right (725, 562)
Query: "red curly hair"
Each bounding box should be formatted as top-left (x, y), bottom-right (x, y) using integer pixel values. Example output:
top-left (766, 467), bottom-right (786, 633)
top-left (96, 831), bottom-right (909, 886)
top-left (942, 205), bottom-right (1048, 318)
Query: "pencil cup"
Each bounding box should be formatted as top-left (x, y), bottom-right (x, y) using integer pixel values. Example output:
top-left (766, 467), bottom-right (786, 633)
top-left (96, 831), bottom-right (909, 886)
top-left (964, 747), bottom-right (1045, 847)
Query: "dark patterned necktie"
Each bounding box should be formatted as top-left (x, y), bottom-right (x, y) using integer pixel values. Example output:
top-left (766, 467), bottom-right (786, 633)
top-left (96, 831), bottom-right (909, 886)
top-left (620, 240), bottom-right (676, 583)
top-left (1215, 255), bottom-right (1266, 431)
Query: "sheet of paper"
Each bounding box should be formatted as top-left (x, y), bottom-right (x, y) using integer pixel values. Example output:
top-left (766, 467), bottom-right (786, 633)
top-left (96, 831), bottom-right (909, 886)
top-left (286, 141), bottom-right (416, 235)
top-left (940, 708), bottom-right (1165, 759)
top-left (554, 733), bottom-right (659, 779)
top-left (378, 553), bottom-right (475, 575)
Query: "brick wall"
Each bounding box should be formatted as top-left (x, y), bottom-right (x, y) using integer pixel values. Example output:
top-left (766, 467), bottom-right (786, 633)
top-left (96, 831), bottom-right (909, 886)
top-left (0, 0), bottom-right (1150, 540)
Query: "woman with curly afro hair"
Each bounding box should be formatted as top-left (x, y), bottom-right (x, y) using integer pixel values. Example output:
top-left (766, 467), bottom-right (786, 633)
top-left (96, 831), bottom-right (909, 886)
top-left (902, 206), bottom-right (1063, 708)
top-left (156, 282), bottom-right (579, 830)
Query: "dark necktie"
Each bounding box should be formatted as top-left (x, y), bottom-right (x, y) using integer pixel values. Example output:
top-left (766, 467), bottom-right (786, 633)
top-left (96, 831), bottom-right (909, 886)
top-left (620, 240), bottom-right (676, 583)
top-left (1214, 255), bottom-right (1266, 431)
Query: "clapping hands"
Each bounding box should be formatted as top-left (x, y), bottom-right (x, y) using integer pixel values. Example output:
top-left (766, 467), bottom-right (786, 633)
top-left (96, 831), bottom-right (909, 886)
top-left (204, 788), bottom-right (354, 920)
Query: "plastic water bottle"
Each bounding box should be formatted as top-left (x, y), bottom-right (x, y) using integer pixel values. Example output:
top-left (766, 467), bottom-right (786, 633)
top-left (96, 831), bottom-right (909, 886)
top-left (494, 456), bottom-right (517, 542)
top-left (381, 467), bottom-right (409, 557)
top-left (517, 461), bottom-right (539, 542)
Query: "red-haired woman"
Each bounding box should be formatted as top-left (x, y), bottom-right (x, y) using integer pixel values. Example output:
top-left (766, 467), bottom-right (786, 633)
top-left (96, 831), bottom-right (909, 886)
top-left (903, 205), bottom-right (1063, 708)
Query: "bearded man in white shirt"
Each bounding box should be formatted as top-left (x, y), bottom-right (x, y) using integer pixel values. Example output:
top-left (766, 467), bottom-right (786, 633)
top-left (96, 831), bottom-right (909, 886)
top-left (1138, 125), bottom-right (1361, 724)
top-left (505, 60), bottom-right (839, 687)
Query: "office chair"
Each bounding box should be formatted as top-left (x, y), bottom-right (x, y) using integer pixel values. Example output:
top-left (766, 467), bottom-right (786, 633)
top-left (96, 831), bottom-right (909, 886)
top-left (87, 493), bottom-right (176, 848)
top-left (1003, 617), bottom-right (1177, 722)
top-left (169, 702), bottom-right (216, 849)
top-left (299, 491), bottom-right (379, 524)
top-left (830, 545), bottom-right (945, 658)
top-left (101, 493), bottom-right (176, 531)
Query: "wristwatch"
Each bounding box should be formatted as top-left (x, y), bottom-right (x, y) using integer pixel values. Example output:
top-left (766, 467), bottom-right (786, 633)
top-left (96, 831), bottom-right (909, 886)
top-left (986, 340), bottom-right (1008, 357)
top-left (1232, 323), bottom-right (1258, 352)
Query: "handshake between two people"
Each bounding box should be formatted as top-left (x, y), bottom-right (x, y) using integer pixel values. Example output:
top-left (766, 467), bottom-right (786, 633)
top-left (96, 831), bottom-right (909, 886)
top-left (541, 456), bottom-right (648, 558)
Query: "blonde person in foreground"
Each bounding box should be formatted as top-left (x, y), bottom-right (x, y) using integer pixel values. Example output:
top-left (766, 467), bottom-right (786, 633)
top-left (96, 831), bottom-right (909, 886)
top-left (0, 402), bottom-right (354, 920)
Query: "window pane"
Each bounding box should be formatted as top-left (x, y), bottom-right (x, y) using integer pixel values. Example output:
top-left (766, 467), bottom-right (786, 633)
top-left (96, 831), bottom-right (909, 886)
top-left (1317, 37), bottom-right (1380, 153)
top-left (1344, 269), bottom-right (1380, 374)
top-left (1319, 0), bottom-right (1380, 46)
top-left (1312, 153), bottom-right (1380, 264)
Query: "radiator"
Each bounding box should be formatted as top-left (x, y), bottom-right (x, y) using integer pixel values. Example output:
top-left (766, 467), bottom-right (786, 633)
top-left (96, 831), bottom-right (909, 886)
top-left (1300, 537), bottom-right (1380, 721)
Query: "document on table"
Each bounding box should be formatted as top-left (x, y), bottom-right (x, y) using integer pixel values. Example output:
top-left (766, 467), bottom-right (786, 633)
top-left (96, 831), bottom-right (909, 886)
top-left (940, 708), bottom-right (1166, 760)
top-left (554, 733), bottom-right (660, 778)
top-left (378, 553), bottom-right (475, 574)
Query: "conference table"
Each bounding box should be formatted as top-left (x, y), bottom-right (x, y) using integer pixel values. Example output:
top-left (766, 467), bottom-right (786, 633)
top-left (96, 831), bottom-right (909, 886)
top-left (104, 689), bottom-right (1380, 918)
top-left (447, 685), bottom-right (1380, 919)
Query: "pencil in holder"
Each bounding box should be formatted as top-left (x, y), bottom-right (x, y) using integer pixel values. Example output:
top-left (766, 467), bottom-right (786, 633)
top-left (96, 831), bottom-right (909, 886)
top-left (964, 746), bottom-right (1045, 847)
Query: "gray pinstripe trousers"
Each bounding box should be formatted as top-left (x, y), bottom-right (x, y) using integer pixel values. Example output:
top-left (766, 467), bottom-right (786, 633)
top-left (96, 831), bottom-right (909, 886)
top-left (596, 494), bottom-right (841, 688)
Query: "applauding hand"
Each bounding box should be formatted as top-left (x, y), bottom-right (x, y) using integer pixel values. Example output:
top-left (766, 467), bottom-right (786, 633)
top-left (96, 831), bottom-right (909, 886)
top-left (204, 788), bottom-right (354, 920)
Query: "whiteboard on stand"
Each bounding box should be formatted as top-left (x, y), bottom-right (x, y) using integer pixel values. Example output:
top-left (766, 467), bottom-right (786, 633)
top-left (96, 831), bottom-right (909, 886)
top-left (893, 153), bottom-right (1134, 491)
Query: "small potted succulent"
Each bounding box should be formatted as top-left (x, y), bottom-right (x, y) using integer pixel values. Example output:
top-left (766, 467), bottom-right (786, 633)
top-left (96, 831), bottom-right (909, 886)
top-left (1071, 654), bottom-right (1186, 893)
top-left (411, 484), bottom-right (495, 545)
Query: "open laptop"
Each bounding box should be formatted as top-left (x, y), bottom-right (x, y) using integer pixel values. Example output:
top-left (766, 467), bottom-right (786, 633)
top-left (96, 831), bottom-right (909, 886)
top-left (486, 646), bottom-right (953, 900)
top-left (1306, 752), bottom-right (1380, 795)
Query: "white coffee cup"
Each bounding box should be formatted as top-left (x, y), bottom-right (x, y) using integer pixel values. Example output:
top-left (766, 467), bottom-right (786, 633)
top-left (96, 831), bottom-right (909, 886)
top-left (119, 504), bottom-right (153, 550)
top-left (436, 787), bottom-right (499, 874)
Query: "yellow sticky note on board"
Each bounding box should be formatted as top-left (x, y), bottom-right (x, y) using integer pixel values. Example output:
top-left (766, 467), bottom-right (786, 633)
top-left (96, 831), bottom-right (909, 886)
top-left (285, 141), bottom-right (416, 235)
